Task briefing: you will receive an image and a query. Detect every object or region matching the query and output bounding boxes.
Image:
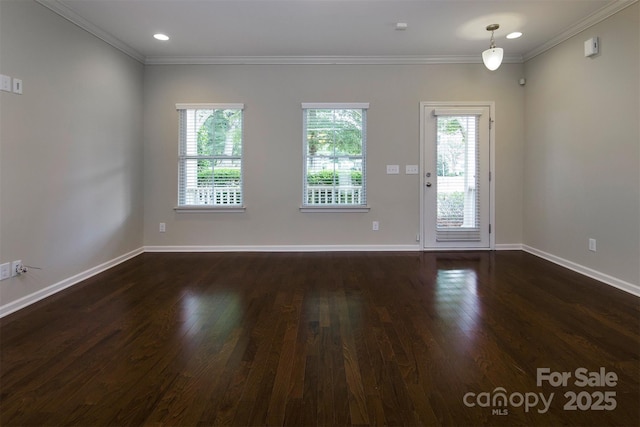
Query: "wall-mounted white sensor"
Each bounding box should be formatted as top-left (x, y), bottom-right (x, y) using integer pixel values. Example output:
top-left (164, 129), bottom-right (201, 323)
top-left (395, 22), bottom-right (408, 31)
top-left (519, 78), bottom-right (526, 86)
top-left (584, 37), bottom-right (599, 57)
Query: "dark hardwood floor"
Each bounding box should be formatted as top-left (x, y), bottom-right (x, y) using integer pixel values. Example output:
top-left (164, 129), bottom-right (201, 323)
top-left (1, 251), bottom-right (638, 426)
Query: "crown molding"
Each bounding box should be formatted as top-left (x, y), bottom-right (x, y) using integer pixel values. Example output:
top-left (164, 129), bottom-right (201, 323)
top-left (37, 0), bottom-right (636, 67)
top-left (35, 0), bottom-right (146, 63)
top-left (144, 54), bottom-right (524, 66)
top-left (523, 0), bottom-right (638, 62)
top-left (32, 0), bottom-right (523, 66)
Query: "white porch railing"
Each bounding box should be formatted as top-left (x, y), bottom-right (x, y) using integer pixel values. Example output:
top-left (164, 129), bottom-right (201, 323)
top-left (306, 185), bottom-right (363, 205)
top-left (185, 186), bottom-right (242, 205)
top-left (185, 185), bottom-right (363, 206)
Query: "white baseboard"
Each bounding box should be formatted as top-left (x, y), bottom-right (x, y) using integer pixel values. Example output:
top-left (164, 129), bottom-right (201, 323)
top-left (4, 243), bottom-right (637, 318)
top-left (147, 244), bottom-right (527, 253)
top-left (522, 245), bottom-right (640, 298)
top-left (0, 247), bottom-right (144, 318)
top-left (495, 243), bottom-right (523, 250)
top-left (144, 244), bottom-right (422, 253)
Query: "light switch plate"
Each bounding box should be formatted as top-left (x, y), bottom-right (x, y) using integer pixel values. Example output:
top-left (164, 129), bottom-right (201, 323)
top-left (386, 165), bottom-right (399, 174)
top-left (13, 78), bottom-right (22, 94)
top-left (405, 165), bottom-right (419, 174)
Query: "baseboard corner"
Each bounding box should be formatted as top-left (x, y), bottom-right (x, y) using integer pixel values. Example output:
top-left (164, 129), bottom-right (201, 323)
top-left (522, 245), bottom-right (640, 298)
top-left (0, 247), bottom-right (144, 318)
top-left (495, 243), bottom-right (523, 251)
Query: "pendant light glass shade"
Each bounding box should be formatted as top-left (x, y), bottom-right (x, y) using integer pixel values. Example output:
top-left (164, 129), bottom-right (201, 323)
top-left (482, 24), bottom-right (503, 71)
top-left (482, 47), bottom-right (503, 71)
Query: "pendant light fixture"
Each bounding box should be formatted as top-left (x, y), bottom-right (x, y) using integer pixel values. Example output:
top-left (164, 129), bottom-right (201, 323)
top-left (482, 24), bottom-right (503, 71)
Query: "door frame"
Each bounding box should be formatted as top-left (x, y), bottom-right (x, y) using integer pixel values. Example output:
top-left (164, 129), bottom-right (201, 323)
top-left (419, 101), bottom-right (496, 250)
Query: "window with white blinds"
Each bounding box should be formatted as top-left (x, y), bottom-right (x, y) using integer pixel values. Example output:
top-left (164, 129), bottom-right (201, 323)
top-left (176, 104), bottom-right (244, 209)
top-left (434, 112), bottom-right (481, 241)
top-left (302, 103), bottom-right (368, 209)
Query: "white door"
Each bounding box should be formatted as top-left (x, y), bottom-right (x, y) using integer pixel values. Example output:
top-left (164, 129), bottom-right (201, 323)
top-left (421, 103), bottom-right (493, 249)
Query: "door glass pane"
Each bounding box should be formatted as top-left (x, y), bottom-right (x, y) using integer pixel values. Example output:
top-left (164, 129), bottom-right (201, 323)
top-left (436, 115), bottom-right (480, 241)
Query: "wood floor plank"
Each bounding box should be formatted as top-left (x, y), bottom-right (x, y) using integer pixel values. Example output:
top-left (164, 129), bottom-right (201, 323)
top-left (266, 290), bottom-right (303, 426)
top-left (336, 289), bottom-right (369, 425)
top-left (0, 251), bottom-right (638, 426)
top-left (329, 290), bottom-right (351, 426)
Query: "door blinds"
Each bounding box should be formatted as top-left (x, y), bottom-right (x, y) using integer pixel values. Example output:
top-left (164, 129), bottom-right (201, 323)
top-left (432, 110), bottom-right (482, 242)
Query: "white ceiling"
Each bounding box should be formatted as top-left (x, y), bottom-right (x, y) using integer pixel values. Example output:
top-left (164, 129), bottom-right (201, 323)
top-left (35, 0), bottom-right (634, 64)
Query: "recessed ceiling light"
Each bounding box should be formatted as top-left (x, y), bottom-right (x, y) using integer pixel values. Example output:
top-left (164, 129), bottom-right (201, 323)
top-left (153, 33), bottom-right (170, 41)
top-left (506, 32), bottom-right (523, 39)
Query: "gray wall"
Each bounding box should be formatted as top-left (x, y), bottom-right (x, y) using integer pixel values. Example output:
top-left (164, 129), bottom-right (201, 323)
top-left (2, 0), bottom-right (636, 313)
top-left (523, 3), bottom-right (639, 285)
top-left (143, 64), bottom-right (525, 248)
top-left (0, 0), bottom-right (144, 307)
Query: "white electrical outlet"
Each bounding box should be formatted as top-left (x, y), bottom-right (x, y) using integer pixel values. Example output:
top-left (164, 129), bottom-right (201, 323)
top-left (372, 221), bottom-right (379, 231)
top-left (0, 263), bottom-right (10, 280)
top-left (159, 222), bottom-right (166, 232)
top-left (589, 238), bottom-right (597, 252)
top-left (11, 260), bottom-right (22, 277)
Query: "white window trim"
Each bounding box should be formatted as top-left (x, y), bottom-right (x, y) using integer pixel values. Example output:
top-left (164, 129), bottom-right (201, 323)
top-left (301, 102), bottom-right (370, 110)
top-left (299, 206), bottom-right (370, 213)
top-left (176, 103), bottom-right (244, 111)
top-left (301, 103), bottom-right (369, 212)
top-left (175, 103), bottom-right (245, 212)
top-left (174, 206), bottom-right (246, 213)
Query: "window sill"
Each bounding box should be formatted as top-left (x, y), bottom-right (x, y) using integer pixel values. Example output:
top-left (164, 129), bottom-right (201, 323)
top-left (299, 205), bottom-right (370, 213)
top-left (174, 206), bottom-right (246, 213)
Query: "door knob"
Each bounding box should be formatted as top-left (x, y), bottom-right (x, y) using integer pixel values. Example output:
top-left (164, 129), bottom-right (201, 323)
top-left (426, 182), bottom-right (432, 187)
